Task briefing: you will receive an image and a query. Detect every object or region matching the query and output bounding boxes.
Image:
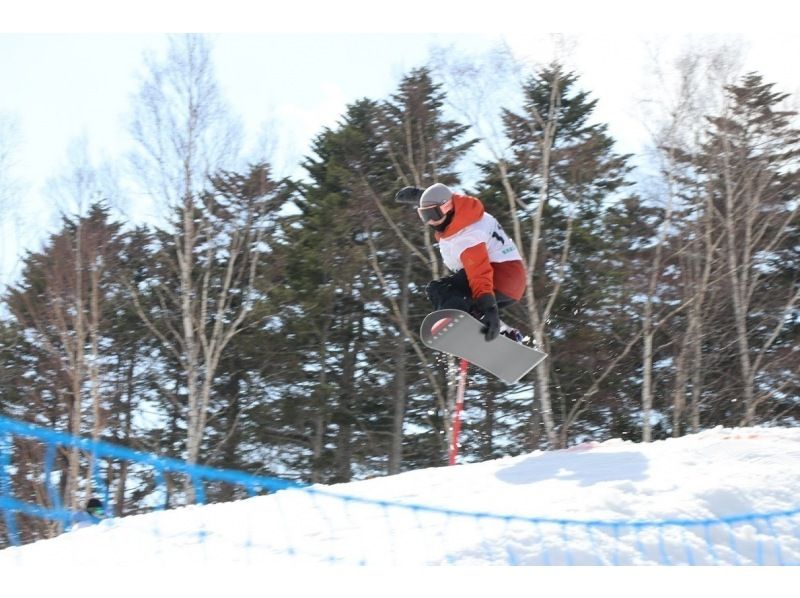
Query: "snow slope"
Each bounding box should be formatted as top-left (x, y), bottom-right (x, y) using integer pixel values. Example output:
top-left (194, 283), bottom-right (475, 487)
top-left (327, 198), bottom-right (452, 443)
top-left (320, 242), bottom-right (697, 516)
top-left (2, 426), bottom-right (799, 592)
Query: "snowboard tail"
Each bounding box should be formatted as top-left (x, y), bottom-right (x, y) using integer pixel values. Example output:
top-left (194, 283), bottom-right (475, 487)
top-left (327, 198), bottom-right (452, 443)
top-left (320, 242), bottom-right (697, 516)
top-left (420, 309), bottom-right (547, 384)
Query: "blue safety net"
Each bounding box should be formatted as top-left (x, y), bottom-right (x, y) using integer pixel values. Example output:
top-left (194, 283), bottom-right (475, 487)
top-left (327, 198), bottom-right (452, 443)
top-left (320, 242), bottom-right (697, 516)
top-left (2, 415), bottom-right (799, 565)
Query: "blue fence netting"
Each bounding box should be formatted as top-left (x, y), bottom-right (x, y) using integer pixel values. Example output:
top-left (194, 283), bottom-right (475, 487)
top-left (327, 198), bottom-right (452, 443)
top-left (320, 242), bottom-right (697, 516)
top-left (1, 415), bottom-right (799, 565)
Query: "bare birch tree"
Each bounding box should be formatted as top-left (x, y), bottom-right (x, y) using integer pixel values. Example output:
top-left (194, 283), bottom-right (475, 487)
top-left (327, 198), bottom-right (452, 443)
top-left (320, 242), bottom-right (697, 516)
top-left (639, 52), bottom-right (707, 441)
top-left (666, 71), bottom-right (800, 430)
top-left (435, 47), bottom-right (633, 449)
top-left (639, 39), bottom-right (743, 440)
top-left (126, 42), bottom-right (289, 488)
top-left (707, 75), bottom-right (800, 425)
top-left (127, 34), bottom-right (256, 478)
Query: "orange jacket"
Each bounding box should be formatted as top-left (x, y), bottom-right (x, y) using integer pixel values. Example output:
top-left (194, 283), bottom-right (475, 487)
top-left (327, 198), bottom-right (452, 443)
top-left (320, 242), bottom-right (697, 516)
top-left (436, 194), bottom-right (526, 301)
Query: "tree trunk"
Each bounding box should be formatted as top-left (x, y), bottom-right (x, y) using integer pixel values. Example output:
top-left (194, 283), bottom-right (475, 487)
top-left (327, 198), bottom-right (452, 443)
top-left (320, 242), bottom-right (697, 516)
top-left (389, 253), bottom-right (411, 475)
top-left (719, 145), bottom-right (756, 425)
top-left (114, 355), bottom-right (136, 516)
top-left (334, 310), bottom-right (360, 483)
top-left (671, 334), bottom-right (689, 437)
top-left (640, 326), bottom-right (654, 443)
top-left (67, 221), bottom-right (85, 509)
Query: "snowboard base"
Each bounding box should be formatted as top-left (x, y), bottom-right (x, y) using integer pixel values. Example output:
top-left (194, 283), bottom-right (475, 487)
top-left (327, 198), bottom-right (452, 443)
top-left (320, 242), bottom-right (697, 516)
top-left (420, 309), bottom-right (547, 384)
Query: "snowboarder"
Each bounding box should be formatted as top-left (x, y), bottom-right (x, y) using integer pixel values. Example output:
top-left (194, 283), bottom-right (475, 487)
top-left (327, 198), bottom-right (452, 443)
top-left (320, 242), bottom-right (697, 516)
top-left (71, 497), bottom-right (106, 530)
top-left (395, 183), bottom-right (526, 342)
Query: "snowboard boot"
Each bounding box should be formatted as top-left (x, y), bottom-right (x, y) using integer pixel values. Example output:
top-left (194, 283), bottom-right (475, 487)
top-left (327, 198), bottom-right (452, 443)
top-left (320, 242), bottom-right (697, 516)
top-left (500, 327), bottom-right (524, 343)
top-left (499, 321), bottom-right (524, 343)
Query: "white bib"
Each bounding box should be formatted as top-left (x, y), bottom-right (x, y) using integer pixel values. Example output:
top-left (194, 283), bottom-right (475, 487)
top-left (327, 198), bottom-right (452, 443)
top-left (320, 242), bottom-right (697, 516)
top-left (439, 213), bottom-right (522, 272)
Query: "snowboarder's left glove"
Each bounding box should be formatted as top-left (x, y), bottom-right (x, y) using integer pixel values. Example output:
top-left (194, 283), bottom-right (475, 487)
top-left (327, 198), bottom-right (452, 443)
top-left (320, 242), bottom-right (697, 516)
top-left (475, 294), bottom-right (500, 341)
top-left (395, 186), bottom-right (424, 204)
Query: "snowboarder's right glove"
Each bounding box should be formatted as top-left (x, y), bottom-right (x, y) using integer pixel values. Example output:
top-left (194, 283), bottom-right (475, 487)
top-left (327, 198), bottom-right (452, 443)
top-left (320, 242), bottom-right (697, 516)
top-left (395, 186), bottom-right (424, 204)
top-left (475, 293), bottom-right (500, 342)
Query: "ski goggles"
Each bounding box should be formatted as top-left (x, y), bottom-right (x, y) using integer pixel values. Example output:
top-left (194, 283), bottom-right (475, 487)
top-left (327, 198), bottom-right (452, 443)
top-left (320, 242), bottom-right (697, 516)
top-left (417, 200), bottom-right (453, 224)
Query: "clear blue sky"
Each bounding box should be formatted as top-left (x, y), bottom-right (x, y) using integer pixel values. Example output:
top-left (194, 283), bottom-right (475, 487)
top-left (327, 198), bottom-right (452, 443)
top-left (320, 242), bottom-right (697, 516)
top-left (0, 33), bottom-right (501, 185)
top-left (0, 32), bottom-right (504, 283)
top-left (2, 19), bottom-right (800, 286)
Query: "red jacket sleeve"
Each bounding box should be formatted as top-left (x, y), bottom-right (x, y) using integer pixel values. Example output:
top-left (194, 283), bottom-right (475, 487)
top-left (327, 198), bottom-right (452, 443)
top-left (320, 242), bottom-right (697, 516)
top-left (460, 243), bottom-right (494, 299)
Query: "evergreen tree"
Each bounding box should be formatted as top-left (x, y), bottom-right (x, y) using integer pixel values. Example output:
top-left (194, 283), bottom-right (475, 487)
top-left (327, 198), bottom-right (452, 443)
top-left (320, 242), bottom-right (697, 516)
top-left (2, 203), bottom-right (127, 536)
top-left (273, 99), bottom-right (394, 482)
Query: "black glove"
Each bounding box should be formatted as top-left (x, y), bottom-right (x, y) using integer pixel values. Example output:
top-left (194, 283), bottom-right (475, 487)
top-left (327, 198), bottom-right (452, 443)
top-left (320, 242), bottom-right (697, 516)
top-left (394, 186), bottom-right (424, 204)
top-left (475, 294), bottom-right (500, 341)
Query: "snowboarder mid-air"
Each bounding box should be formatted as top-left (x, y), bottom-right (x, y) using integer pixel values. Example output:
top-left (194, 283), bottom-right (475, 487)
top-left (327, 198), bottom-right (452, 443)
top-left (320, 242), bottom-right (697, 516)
top-left (396, 183), bottom-right (526, 342)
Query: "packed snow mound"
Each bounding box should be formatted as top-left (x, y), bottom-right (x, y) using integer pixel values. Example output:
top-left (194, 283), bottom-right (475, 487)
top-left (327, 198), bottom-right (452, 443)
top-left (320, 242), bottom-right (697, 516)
top-left (3, 426), bottom-right (800, 569)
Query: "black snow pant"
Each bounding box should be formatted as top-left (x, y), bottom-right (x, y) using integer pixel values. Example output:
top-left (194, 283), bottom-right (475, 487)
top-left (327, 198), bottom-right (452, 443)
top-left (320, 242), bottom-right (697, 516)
top-left (425, 269), bottom-right (516, 314)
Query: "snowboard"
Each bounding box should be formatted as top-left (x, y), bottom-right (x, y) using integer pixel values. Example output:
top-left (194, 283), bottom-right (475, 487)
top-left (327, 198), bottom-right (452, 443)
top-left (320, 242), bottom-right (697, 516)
top-left (420, 309), bottom-right (547, 384)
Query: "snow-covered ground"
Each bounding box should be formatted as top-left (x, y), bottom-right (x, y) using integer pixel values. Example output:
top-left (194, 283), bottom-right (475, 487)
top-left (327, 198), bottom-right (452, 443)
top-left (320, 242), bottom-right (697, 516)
top-left (3, 426), bottom-right (799, 594)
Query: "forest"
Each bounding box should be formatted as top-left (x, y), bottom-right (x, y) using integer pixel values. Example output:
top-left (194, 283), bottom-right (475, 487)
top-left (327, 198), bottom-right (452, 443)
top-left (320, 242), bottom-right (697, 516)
top-left (0, 34), bottom-right (797, 546)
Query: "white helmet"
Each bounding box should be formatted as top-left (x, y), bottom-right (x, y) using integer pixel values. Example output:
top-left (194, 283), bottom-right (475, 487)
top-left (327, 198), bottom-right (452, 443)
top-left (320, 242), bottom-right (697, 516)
top-left (417, 183), bottom-right (454, 223)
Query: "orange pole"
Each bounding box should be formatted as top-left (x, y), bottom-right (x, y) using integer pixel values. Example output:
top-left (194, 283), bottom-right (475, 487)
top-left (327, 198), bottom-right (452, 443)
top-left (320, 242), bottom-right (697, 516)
top-left (448, 359), bottom-right (469, 465)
